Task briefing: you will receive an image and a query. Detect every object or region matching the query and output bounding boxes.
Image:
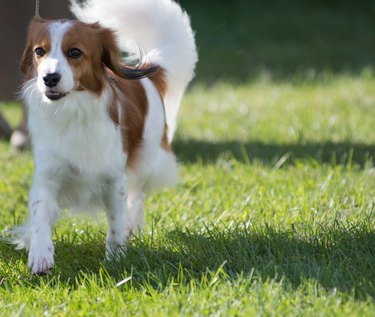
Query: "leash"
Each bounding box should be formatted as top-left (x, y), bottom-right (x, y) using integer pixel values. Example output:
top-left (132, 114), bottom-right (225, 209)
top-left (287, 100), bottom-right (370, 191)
top-left (35, 0), bottom-right (40, 17)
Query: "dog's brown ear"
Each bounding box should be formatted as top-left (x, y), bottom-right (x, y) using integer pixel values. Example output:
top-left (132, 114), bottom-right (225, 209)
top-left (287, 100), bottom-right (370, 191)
top-left (98, 25), bottom-right (122, 75)
top-left (20, 17), bottom-right (47, 78)
top-left (98, 25), bottom-right (160, 80)
top-left (20, 42), bottom-right (34, 78)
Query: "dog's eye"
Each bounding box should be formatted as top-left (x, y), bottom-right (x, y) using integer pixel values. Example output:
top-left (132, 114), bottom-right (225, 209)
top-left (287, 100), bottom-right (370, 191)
top-left (34, 47), bottom-right (46, 57)
top-left (68, 48), bottom-right (82, 59)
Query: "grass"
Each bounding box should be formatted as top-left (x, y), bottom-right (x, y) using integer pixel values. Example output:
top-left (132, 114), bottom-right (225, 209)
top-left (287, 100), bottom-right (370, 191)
top-left (1, 0), bottom-right (375, 316)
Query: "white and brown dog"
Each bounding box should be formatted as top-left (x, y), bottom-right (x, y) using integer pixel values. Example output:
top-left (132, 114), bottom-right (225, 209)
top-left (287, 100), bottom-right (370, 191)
top-left (14, 0), bottom-right (197, 274)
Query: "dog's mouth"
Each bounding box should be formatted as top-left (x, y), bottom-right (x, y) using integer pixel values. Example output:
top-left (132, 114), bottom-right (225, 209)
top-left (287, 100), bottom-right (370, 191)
top-left (45, 90), bottom-right (67, 101)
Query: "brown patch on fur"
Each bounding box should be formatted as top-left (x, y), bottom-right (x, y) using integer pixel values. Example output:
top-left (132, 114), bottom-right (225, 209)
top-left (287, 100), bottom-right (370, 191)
top-left (20, 17), bottom-right (52, 79)
top-left (160, 124), bottom-right (172, 152)
top-left (107, 85), bottom-right (120, 126)
top-left (107, 104), bottom-right (120, 126)
top-left (149, 68), bottom-right (167, 98)
top-left (108, 67), bottom-right (173, 164)
top-left (108, 75), bottom-right (148, 169)
top-left (149, 68), bottom-right (172, 151)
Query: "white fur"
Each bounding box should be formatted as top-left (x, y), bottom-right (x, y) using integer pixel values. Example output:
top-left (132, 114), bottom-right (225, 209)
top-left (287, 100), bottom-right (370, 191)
top-left (37, 22), bottom-right (75, 101)
top-left (70, 0), bottom-right (198, 141)
top-left (16, 0), bottom-right (196, 274)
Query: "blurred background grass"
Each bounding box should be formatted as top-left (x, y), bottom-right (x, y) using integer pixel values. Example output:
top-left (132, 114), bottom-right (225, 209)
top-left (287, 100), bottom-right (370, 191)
top-left (180, 0), bottom-right (375, 84)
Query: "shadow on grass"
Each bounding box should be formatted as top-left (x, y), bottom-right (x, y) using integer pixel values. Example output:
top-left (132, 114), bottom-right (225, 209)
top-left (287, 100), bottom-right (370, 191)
top-left (173, 139), bottom-right (375, 168)
top-left (2, 223), bottom-right (375, 300)
top-left (134, 223), bottom-right (375, 299)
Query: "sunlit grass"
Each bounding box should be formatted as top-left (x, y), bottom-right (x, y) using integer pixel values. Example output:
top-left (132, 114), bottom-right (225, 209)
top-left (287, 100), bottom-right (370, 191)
top-left (1, 71), bottom-right (375, 315)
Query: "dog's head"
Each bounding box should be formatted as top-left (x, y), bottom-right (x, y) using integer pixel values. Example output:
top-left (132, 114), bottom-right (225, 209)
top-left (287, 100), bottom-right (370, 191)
top-left (20, 17), bottom-right (159, 102)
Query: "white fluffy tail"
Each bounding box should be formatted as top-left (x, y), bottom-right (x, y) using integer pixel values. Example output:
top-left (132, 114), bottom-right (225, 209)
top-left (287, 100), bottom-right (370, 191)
top-left (70, 0), bottom-right (197, 141)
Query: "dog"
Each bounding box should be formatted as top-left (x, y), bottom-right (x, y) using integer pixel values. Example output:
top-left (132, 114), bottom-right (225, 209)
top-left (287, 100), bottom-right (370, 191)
top-left (14, 0), bottom-right (197, 274)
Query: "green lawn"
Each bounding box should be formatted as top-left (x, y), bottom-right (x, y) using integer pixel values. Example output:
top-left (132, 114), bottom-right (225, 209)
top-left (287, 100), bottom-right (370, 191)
top-left (1, 0), bottom-right (375, 316)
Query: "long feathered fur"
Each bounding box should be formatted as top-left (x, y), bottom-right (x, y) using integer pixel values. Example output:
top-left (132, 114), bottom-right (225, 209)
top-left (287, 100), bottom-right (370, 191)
top-left (70, 0), bottom-right (198, 141)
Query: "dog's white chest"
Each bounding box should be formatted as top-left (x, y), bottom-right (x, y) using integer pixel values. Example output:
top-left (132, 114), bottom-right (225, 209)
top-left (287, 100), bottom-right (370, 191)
top-left (28, 90), bottom-right (125, 172)
top-left (27, 90), bottom-right (126, 209)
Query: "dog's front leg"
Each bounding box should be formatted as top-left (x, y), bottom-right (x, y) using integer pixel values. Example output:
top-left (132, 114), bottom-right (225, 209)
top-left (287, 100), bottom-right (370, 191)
top-left (104, 174), bottom-right (129, 259)
top-left (27, 177), bottom-right (60, 274)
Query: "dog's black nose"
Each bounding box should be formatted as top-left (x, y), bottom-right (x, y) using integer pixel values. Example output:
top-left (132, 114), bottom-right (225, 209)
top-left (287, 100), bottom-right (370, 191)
top-left (43, 73), bottom-right (61, 88)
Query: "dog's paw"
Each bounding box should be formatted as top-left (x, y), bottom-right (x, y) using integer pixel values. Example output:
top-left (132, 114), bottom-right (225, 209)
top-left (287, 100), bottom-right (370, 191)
top-left (105, 239), bottom-right (127, 261)
top-left (28, 244), bottom-right (54, 275)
